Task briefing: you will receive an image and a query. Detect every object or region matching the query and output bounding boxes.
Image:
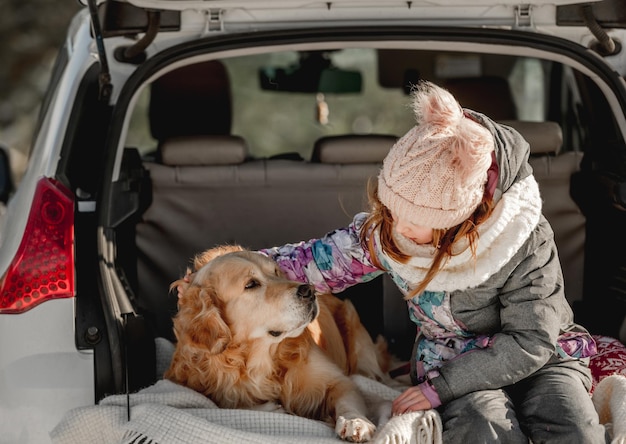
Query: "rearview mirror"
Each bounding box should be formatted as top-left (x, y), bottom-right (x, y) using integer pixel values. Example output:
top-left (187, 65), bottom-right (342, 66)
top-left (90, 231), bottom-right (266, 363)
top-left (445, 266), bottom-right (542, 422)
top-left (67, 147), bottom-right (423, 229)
top-left (259, 51), bottom-right (362, 94)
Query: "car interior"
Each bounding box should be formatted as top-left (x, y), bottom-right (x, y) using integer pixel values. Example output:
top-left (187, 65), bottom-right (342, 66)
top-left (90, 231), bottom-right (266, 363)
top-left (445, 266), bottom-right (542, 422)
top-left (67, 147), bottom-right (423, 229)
top-left (102, 45), bottom-right (626, 397)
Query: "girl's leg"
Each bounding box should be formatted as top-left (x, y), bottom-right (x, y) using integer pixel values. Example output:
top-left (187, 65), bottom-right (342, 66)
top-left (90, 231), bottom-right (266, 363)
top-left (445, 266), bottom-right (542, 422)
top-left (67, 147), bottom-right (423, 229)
top-left (509, 360), bottom-right (608, 444)
top-left (439, 389), bottom-right (529, 444)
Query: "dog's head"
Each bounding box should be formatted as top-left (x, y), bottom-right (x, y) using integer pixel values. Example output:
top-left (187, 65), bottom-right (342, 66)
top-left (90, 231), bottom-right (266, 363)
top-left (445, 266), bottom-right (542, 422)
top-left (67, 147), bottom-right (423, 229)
top-left (172, 245), bottom-right (319, 354)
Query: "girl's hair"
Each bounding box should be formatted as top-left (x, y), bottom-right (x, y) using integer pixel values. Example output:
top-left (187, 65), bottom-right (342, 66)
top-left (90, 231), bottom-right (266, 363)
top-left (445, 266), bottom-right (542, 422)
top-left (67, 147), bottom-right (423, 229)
top-left (359, 179), bottom-right (495, 299)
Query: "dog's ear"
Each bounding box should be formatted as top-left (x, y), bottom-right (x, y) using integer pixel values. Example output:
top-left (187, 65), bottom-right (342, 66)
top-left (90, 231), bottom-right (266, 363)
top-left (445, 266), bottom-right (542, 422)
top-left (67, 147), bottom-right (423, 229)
top-left (171, 245), bottom-right (245, 300)
top-left (170, 268), bottom-right (195, 300)
top-left (192, 244), bottom-right (245, 271)
top-left (175, 285), bottom-right (232, 354)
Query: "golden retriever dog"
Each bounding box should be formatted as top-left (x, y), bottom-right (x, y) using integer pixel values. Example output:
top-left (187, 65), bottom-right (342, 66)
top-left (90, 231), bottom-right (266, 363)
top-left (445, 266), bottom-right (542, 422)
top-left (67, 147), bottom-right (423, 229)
top-left (165, 245), bottom-right (391, 442)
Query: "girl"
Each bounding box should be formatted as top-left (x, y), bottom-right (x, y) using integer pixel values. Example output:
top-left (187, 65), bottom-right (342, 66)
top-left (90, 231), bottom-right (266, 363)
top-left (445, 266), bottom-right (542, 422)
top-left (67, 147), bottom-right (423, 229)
top-left (260, 81), bottom-right (607, 443)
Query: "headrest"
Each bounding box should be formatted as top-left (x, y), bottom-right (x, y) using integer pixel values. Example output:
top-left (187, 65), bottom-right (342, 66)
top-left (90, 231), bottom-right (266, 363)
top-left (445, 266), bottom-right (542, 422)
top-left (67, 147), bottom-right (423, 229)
top-left (444, 76), bottom-right (517, 121)
top-left (160, 136), bottom-right (248, 166)
top-left (499, 120), bottom-right (563, 155)
top-left (312, 135), bottom-right (397, 164)
top-left (150, 61), bottom-right (232, 141)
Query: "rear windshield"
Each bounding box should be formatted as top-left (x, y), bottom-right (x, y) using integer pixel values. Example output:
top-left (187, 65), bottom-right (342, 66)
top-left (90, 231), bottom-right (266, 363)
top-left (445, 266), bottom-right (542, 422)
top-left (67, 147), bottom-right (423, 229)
top-left (126, 47), bottom-right (592, 160)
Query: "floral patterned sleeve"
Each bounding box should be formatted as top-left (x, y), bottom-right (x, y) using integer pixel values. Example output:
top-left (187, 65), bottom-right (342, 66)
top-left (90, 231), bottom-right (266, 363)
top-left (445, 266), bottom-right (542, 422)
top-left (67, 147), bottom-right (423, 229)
top-left (260, 212), bottom-right (384, 294)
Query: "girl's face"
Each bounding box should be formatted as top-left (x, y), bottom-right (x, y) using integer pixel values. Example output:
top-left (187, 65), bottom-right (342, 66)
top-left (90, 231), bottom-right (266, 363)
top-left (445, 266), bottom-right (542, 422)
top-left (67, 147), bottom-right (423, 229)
top-left (391, 212), bottom-right (434, 245)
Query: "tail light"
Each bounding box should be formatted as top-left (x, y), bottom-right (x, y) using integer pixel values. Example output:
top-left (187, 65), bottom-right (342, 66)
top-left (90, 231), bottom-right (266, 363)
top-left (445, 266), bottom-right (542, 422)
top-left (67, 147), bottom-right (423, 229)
top-left (0, 177), bottom-right (75, 314)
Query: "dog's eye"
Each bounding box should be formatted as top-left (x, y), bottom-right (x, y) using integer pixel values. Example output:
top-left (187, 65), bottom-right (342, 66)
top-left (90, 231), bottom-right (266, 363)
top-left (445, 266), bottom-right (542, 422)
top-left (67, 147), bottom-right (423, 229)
top-left (245, 279), bottom-right (260, 290)
top-left (268, 330), bottom-right (282, 337)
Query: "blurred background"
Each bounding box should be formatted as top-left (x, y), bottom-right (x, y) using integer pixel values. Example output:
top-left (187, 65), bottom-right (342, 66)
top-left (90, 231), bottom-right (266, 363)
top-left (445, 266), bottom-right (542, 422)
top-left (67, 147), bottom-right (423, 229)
top-left (0, 0), bottom-right (81, 184)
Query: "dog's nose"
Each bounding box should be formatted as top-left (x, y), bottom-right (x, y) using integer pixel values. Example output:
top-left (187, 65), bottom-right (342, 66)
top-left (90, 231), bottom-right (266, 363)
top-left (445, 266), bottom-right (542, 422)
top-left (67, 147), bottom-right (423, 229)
top-left (297, 284), bottom-right (315, 300)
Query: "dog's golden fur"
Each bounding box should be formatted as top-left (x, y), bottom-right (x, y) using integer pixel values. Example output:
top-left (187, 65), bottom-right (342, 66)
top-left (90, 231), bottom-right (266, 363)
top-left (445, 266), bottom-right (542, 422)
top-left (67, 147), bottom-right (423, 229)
top-left (165, 245), bottom-right (390, 442)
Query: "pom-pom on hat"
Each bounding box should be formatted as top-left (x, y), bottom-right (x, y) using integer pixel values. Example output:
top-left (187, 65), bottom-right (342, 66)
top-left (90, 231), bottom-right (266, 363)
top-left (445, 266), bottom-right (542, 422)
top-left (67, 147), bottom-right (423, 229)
top-left (378, 81), bottom-right (495, 229)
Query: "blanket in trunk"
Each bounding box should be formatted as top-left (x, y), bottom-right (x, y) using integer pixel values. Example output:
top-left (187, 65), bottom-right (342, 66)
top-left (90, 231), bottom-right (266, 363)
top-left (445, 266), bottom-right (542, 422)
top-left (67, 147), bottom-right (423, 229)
top-left (51, 374), bottom-right (626, 444)
top-left (50, 374), bottom-right (442, 444)
top-left (50, 333), bottom-right (626, 444)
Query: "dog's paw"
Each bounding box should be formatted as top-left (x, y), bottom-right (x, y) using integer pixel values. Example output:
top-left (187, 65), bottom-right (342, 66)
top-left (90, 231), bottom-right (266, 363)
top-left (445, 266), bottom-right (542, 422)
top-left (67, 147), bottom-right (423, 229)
top-left (335, 416), bottom-right (376, 442)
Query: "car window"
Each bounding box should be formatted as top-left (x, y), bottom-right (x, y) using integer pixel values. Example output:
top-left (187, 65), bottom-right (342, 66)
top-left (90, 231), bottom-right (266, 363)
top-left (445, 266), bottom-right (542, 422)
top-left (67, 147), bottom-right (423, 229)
top-left (125, 48), bottom-right (587, 159)
top-left (127, 48), bottom-right (415, 159)
top-left (226, 48), bottom-right (415, 159)
top-left (509, 57), bottom-right (545, 121)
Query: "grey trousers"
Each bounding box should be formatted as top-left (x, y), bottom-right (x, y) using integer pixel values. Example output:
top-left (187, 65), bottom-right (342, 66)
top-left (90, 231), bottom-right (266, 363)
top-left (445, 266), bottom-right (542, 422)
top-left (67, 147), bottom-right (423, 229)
top-left (439, 360), bottom-right (609, 444)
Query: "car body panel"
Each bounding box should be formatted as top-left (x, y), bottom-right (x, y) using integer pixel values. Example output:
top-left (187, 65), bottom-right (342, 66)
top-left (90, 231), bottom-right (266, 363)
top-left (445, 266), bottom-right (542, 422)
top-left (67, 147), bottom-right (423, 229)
top-left (0, 12), bottom-right (98, 443)
top-left (122, 0), bottom-right (598, 17)
top-left (0, 12), bottom-right (96, 274)
top-left (0, 299), bottom-right (93, 443)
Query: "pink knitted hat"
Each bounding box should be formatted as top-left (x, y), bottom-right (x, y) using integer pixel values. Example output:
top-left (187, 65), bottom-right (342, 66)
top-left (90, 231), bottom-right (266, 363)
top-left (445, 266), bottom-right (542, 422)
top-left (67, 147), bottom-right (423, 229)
top-left (378, 81), bottom-right (495, 229)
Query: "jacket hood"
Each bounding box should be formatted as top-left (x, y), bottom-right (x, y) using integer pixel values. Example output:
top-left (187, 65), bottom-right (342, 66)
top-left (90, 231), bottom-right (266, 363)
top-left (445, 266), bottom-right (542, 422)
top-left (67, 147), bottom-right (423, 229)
top-left (463, 109), bottom-right (534, 197)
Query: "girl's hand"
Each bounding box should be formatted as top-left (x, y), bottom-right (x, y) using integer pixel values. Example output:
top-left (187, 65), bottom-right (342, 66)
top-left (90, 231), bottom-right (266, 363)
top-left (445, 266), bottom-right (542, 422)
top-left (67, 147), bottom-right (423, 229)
top-left (391, 385), bottom-right (432, 415)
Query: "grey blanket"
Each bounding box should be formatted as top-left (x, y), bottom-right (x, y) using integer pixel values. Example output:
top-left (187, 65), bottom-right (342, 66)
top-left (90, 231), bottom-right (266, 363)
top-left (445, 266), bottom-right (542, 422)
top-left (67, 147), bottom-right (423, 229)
top-left (51, 335), bottom-right (626, 444)
top-left (50, 375), bottom-right (443, 444)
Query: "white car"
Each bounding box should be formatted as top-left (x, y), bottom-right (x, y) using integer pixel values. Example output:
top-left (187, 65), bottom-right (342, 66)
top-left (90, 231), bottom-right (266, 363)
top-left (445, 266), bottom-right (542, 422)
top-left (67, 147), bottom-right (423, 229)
top-left (2, 0), bottom-right (626, 442)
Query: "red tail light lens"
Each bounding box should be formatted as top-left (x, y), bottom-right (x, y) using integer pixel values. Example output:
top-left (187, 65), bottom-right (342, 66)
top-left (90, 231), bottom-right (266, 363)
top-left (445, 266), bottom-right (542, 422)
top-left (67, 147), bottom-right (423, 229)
top-left (0, 177), bottom-right (75, 314)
